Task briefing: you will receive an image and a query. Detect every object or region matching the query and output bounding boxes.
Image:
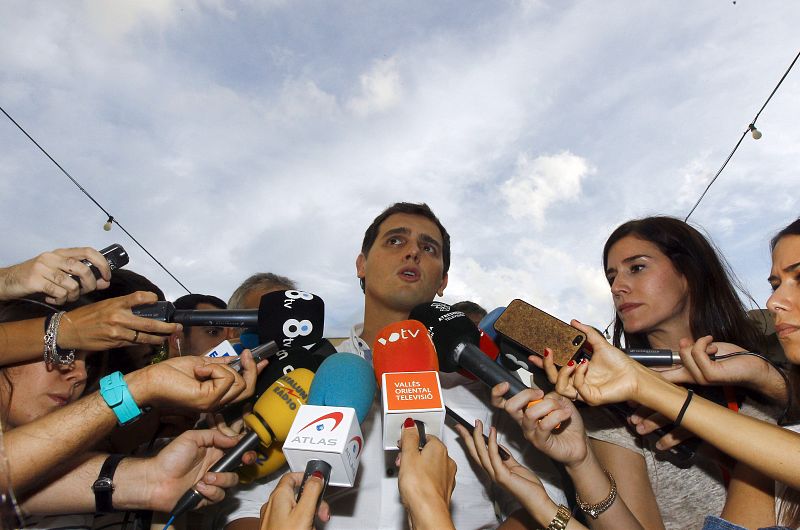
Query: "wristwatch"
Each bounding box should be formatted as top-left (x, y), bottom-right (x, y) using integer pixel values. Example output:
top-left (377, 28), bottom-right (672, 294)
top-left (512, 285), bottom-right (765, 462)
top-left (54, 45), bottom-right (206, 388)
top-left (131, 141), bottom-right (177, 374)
top-left (99, 371), bottom-right (142, 425)
top-left (92, 454), bottom-right (125, 513)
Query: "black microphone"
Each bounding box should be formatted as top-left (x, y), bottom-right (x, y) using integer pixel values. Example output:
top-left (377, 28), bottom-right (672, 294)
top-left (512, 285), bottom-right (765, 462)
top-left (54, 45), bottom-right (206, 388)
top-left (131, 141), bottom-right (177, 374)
top-left (169, 431), bottom-right (260, 518)
top-left (133, 289), bottom-right (325, 346)
top-left (409, 302), bottom-right (527, 399)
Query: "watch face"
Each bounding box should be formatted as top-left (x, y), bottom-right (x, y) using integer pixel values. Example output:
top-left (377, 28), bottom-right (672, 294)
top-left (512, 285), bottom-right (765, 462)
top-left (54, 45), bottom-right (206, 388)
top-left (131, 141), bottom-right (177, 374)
top-left (92, 477), bottom-right (114, 492)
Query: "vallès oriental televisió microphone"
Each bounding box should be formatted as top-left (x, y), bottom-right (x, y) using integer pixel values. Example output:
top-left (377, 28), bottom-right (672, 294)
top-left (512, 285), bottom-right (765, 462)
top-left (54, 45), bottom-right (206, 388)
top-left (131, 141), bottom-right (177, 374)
top-left (167, 368), bottom-right (314, 520)
top-left (132, 289), bottom-right (324, 346)
top-left (283, 353), bottom-right (376, 487)
top-left (410, 302), bottom-right (529, 399)
top-left (372, 320), bottom-right (445, 450)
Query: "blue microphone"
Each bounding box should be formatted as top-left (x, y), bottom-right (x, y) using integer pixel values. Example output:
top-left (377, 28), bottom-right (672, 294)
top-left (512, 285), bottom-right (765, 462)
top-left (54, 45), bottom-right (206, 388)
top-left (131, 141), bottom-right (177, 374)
top-left (478, 306), bottom-right (505, 341)
top-left (307, 352), bottom-right (376, 423)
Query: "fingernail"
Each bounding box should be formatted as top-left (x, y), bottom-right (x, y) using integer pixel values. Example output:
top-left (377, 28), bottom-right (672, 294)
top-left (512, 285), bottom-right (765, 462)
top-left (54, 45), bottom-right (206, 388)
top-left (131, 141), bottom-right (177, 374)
top-left (403, 417), bottom-right (415, 429)
top-left (311, 471), bottom-right (325, 481)
top-left (543, 349), bottom-right (549, 357)
top-left (567, 360), bottom-right (575, 367)
top-left (197, 481), bottom-right (207, 488)
top-left (205, 474), bottom-right (216, 484)
top-left (580, 359), bottom-right (588, 364)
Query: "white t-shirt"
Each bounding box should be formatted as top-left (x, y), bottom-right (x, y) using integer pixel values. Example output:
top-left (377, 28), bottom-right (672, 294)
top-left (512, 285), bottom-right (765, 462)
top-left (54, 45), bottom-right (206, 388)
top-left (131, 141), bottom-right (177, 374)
top-left (216, 323), bottom-right (567, 529)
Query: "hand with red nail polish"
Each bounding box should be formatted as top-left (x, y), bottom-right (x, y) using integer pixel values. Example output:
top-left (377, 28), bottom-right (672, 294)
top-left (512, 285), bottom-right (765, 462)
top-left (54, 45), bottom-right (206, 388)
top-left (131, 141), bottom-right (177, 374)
top-left (397, 423), bottom-right (456, 530)
top-left (259, 471), bottom-right (331, 530)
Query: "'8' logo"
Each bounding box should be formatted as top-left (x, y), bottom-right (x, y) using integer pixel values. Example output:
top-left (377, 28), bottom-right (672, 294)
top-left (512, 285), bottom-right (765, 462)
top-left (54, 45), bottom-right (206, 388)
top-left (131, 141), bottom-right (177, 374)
top-left (285, 290), bottom-right (314, 301)
top-left (283, 319), bottom-right (313, 338)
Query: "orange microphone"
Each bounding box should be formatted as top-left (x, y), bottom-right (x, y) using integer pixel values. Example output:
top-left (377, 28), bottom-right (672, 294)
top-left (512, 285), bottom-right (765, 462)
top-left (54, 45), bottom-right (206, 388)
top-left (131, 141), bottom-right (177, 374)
top-left (373, 320), bottom-right (444, 450)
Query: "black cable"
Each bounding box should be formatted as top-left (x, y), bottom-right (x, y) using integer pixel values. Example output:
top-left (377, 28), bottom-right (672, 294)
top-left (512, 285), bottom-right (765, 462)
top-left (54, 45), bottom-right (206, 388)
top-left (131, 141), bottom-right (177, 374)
top-left (684, 49), bottom-right (800, 222)
top-left (713, 351), bottom-right (792, 425)
top-left (0, 104), bottom-right (192, 294)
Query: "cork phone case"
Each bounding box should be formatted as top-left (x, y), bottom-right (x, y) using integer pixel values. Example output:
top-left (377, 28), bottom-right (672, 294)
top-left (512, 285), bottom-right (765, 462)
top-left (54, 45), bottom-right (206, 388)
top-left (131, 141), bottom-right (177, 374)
top-left (493, 299), bottom-right (587, 366)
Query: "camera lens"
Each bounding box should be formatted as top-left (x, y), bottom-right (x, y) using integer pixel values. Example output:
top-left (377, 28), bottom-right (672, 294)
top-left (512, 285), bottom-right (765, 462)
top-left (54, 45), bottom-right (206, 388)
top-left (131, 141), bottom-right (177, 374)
top-left (572, 335), bottom-right (582, 346)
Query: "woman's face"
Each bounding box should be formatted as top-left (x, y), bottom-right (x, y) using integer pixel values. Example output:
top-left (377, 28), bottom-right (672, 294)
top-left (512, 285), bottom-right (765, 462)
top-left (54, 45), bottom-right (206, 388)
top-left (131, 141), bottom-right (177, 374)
top-left (606, 235), bottom-right (691, 340)
top-left (767, 234), bottom-right (800, 363)
top-left (2, 352), bottom-right (88, 429)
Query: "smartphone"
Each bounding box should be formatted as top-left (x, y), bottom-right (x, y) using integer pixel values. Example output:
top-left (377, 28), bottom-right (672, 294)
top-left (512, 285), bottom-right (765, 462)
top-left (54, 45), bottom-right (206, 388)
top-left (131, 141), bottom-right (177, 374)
top-left (72, 243), bottom-right (129, 284)
top-left (493, 299), bottom-right (587, 366)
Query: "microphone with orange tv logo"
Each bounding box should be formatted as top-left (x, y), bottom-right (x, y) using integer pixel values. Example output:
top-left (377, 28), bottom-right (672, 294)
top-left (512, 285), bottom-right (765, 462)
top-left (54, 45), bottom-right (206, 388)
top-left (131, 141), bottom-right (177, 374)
top-left (372, 320), bottom-right (445, 450)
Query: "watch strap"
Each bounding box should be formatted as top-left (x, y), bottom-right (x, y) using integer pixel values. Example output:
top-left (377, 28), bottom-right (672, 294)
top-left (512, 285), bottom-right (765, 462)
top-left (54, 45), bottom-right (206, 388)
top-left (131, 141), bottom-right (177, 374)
top-left (92, 454), bottom-right (125, 513)
top-left (99, 371), bottom-right (142, 425)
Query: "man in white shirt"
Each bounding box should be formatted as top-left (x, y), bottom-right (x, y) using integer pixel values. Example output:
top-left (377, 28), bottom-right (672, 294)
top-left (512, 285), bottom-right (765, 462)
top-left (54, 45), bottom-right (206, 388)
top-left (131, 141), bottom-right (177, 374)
top-left (221, 202), bottom-right (565, 529)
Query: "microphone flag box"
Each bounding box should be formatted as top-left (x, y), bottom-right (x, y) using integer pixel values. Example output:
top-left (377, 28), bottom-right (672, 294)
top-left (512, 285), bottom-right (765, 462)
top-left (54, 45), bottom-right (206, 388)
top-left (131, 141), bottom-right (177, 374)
top-left (204, 340), bottom-right (238, 358)
top-left (381, 371), bottom-right (444, 450)
top-left (283, 405), bottom-right (363, 487)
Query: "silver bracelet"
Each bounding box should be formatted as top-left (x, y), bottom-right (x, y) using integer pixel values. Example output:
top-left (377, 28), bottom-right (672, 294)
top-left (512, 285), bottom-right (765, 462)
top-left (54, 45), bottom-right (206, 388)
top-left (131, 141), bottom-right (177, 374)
top-left (43, 311), bottom-right (76, 365)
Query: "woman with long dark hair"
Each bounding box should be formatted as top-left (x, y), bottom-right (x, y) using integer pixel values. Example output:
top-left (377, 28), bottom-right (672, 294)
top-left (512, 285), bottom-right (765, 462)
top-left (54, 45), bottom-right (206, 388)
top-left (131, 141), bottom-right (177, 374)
top-left (0, 297), bottom-right (100, 529)
top-left (548, 216), bottom-right (800, 528)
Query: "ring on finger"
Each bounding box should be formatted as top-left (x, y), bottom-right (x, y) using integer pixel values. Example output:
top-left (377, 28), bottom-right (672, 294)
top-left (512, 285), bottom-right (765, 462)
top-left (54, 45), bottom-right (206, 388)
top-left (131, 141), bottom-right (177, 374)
top-left (132, 330), bottom-right (139, 343)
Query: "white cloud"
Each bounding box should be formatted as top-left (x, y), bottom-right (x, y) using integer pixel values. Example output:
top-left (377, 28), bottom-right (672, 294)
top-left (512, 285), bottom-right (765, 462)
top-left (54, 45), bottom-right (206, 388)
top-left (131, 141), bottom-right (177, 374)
top-left (347, 58), bottom-right (403, 117)
top-left (500, 151), bottom-right (593, 228)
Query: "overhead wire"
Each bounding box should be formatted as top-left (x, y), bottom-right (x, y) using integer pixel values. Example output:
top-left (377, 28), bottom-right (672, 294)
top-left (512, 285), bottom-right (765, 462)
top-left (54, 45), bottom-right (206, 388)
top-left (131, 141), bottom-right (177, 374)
top-left (0, 104), bottom-right (192, 294)
top-left (684, 49), bottom-right (800, 222)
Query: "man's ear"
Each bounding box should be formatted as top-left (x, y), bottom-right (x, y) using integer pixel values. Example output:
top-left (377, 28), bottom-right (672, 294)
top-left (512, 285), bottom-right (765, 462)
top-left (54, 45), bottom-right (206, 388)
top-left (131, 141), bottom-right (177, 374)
top-left (167, 330), bottom-right (185, 358)
top-left (356, 253), bottom-right (366, 280)
top-left (437, 273), bottom-right (449, 297)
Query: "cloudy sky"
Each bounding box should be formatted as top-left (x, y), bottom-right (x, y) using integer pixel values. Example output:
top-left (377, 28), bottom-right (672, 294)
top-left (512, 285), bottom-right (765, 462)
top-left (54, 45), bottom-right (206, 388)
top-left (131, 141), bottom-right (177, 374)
top-left (1, 0), bottom-right (798, 337)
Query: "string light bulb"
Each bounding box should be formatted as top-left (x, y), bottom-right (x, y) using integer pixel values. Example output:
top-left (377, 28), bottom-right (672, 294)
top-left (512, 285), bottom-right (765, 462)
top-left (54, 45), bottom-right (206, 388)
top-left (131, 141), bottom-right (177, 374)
top-left (103, 216), bottom-right (114, 231)
top-left (749, 123), bottom-right (762, 140)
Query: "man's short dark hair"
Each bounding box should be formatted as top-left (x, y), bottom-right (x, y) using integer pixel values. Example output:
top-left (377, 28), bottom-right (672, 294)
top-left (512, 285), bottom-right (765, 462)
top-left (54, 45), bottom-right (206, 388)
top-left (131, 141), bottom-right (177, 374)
top-left (173, 293), bottom-right (227, 311)
top-left (359, 202), bottom-right (451, 292)
top-left (451, 301), bottom-right (487, 318)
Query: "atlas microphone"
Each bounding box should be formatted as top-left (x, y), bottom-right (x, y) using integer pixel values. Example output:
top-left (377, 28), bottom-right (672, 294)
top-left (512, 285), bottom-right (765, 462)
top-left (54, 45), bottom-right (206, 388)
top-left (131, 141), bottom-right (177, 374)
top-left (410, 302), bottom-right (528, 399)
top-left (283, 353), bottom-right (376, 487)
top-left (372, 320), bottom-right (445, 450)
top-left (167, 369), bottom-right (314, 520)
top-left (133, 289), bottom-right (324, 347)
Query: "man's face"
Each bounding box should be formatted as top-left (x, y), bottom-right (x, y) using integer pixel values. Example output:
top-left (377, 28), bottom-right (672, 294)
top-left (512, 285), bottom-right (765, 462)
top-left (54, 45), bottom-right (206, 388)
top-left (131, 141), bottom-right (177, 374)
top-left (183, 302), bottom-right (231, 355)
top-left (356, 212), bottom-right (448, 313)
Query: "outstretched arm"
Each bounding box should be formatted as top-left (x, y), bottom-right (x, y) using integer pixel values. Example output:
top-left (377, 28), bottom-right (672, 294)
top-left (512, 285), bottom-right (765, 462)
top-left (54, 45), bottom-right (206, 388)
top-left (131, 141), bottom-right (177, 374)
top-left (561, 321), bottom-right (800, 490)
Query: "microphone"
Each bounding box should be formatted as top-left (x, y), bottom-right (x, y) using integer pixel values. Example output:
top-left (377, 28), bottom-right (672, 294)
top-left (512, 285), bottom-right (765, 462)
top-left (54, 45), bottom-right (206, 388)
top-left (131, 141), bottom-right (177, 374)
top-left (372, 320), bottom-right (445, 450)
top-left (624, 348), bottom-right (681, 366)
top-left (133, 289), bottom-right (325, 346)
top-left (204, 342), bottom-right (325, 429)
top-left (410, 302), bottom-right (528, 399)
top-left (168, 368), bottom-right (314, 519)
top-left (478, 306), bottom-right (506, 341)
top-left (283, 353), bottom-right (376, 487)
top-left (307, 352), bottom-right (376, 422)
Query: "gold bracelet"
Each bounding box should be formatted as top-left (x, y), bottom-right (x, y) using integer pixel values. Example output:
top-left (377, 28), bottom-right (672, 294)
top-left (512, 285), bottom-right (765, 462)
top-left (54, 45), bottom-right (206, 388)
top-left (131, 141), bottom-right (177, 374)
top-left (546, 504), bottom-right (571, 530)
top-left (576, 468), bottom-right (617, 519)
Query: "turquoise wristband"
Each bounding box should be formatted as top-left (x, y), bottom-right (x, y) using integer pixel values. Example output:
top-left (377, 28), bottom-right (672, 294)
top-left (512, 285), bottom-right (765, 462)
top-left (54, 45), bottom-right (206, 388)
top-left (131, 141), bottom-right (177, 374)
top-left (99, 371), bottom-right (142, 425)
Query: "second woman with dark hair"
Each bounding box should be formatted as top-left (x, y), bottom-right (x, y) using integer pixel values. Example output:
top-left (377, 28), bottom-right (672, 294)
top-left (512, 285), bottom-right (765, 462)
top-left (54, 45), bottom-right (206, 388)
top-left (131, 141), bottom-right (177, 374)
top-left (582, 216), bottom-right (784, 529)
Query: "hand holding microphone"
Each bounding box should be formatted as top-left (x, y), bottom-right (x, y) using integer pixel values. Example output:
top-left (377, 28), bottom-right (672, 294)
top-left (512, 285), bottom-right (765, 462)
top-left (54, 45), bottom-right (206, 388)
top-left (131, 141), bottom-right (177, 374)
top-left (167, 368), bottom-right (314, 520)
top-left (397, 421), bottom-right (457, 530)
top-left (259, 471), bottom-right (331, 530)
